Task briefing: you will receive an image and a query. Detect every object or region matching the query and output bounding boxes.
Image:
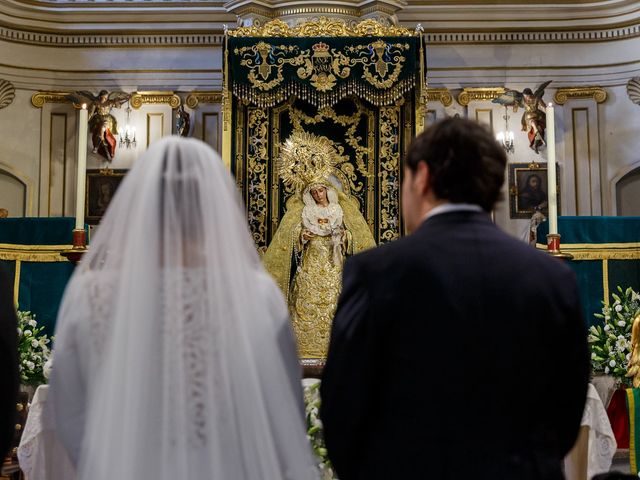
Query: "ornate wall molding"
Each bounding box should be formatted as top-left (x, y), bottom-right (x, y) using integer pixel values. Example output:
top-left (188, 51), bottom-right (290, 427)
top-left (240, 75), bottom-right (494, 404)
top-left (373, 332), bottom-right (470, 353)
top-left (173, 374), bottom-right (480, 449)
top-left (628, 78), bottom-right (640, 106)
top-left (3, 0), bottom-right (640, 47)
top-left (422, 24), bottom-right (640, 45)
top-left (554, 87), bottom-right (608, 105)
top-left (225, 0), bottom-right (406, 24)
top-left (457, 87), bottom-right (505, 106)
top-left (130, 92), bottom-right (181, 109)
top-left (0, 80), bottom-right (15, 109)
top-left (31, 91), bottom-right (71, 108)
top-left (0, 26), bottom-right (224, 49)
top-left (3, 25), bottom-right (639, 48)
top-left (32, 91), bottom-right (182, 109)
top-left (426, 87), bottom-right (452, 107)
top-left (185, 91), bottom-right (222, 109)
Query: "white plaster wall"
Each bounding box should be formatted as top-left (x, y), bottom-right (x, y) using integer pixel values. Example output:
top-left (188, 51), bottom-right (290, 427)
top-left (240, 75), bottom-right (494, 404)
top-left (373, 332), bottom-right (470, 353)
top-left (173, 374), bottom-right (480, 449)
top-left (0, 173), bottom-right (25, 217)
top-left (0, 89), bottom-right (41, 216)
top-left (600, 84), bottom-right (640, 215)
top-left (617, 170), bottom-right (640, 216)
top-left (0, 40), bottom-right (222, 91)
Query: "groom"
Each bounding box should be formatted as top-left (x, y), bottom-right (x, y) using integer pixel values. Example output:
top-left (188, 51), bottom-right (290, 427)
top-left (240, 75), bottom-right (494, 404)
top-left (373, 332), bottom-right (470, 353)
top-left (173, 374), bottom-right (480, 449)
top-left (320, 117), bottom-right (589, 480)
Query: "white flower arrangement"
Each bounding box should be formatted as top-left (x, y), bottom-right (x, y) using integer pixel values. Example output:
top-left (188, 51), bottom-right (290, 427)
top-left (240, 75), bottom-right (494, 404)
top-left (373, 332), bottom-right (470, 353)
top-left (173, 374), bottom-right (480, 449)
top-left (589, 286), bottom-right (640, 384)
top-left (16, 311), bottom-right (53, 386)
top-left (303, 379), bottom-right (337, 480)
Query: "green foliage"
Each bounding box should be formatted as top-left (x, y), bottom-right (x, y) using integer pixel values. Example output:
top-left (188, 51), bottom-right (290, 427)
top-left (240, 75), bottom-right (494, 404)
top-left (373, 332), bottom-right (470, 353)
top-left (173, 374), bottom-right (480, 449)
top-left (16, 311), bottom-right (53, 386)
top-left (303, 380), bottom-right (337, 480)
top-left (588, 286), bottom-right (640, 385)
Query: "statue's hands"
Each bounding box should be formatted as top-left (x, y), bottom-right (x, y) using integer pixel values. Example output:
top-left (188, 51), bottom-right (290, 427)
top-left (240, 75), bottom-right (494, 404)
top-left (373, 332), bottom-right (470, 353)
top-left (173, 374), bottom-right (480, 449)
top-left (302, 229), bottom-right (314, 241)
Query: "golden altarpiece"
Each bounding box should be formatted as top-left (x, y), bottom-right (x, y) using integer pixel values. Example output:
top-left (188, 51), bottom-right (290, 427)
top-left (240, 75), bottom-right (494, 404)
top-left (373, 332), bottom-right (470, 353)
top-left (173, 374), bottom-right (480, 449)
top-left (221, 18), bottom-right (427, 368)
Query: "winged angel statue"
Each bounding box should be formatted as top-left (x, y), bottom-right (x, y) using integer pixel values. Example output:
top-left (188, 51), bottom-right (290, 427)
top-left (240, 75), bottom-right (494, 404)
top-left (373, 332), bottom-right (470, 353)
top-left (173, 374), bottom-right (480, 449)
top-left (67, 90), bottom-right (131, 163)
top-left (492, 81), bottom-right (552, 154)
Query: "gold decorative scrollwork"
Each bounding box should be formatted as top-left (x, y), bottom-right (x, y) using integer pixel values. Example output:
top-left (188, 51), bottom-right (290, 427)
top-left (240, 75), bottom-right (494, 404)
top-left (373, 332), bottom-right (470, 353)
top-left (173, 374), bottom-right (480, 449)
top-left (130, 91), bottom-right (181, 110)
top-left (427, 87), bottom-right (453, 107)
top-left (554, 87), bottom-right (607, 105)
top-left (185, 91), bottom-right (222, 109)
top-left (228, 17), bottom-right (415, 38)
top-left (297, 42), bottom-right (351, 92)
top-left (246, 108), bottom-right (270, 251)
top-left (379, 105), bottom-right (402, 242)
top-left (236, 42), bottom-right (305, 92)
top-left (31, 91), bottom-right (72, 108)
top-left (288, 102), bottom-right (372, 183)
top-left (457, 87), bottom-right (506, 106)
top-left (235, 40), bottom-right (408, 94)
top-left (345, 40), bottom-right (409, 89)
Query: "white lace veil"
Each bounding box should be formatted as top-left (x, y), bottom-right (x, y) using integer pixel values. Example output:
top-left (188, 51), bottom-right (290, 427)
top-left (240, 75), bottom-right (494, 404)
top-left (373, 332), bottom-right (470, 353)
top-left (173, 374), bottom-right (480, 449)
top-left (52, 137), bottom-right (317, 480)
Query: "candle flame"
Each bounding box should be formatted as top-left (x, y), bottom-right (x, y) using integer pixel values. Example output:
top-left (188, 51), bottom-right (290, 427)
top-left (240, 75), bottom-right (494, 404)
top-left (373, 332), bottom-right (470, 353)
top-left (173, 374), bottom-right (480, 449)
top-left (81, 103), bottom-right (87, 109)
top-left (548, 102), bottom-right (553, 107)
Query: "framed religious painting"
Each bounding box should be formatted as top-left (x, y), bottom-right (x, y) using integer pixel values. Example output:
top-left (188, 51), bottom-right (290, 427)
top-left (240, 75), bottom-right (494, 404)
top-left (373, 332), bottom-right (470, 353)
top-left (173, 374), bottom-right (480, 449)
top-left (85, 169), bottom-right (128, 224)
top-left (508, 162), bottom-right (560, 219)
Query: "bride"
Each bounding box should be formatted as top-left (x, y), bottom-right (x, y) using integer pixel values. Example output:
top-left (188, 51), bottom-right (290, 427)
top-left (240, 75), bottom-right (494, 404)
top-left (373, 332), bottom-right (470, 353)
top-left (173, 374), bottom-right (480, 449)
top-left (49, 137), bottom-right (318, 480)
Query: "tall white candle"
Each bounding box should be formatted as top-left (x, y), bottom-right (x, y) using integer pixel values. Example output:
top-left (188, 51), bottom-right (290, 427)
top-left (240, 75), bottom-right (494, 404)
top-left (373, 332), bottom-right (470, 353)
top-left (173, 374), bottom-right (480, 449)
top-left (546, 103), bottom-right (558, 235)
top-left (75, 104), bottom-right (88, 230)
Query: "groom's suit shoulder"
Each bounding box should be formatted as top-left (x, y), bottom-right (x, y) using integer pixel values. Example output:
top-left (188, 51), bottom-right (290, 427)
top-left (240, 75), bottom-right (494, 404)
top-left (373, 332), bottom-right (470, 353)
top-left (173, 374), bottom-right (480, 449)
top-left (344, 232), bottom-right (421, 285)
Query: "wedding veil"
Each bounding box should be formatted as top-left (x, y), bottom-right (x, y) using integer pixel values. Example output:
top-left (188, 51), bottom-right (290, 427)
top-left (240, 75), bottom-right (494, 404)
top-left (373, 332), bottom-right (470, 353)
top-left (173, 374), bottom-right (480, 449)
top-left (51, 137), bottom-right (317, 480)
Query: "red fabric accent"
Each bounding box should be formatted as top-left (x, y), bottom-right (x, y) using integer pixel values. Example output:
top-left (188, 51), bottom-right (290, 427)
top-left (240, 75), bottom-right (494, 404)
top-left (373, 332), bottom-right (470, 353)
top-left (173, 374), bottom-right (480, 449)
top-left (607, 388), bottom-right (630, 449)
top-left (104, 128), bottom-right (117, 158)
top-left (527, 127), bottom-right (537, 147)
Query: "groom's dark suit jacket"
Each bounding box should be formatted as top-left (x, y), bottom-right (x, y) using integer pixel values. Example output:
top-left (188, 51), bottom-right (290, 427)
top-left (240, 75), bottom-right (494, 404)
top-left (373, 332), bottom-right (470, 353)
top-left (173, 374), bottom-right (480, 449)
top-left (321, 211), bottom-right (589, 480)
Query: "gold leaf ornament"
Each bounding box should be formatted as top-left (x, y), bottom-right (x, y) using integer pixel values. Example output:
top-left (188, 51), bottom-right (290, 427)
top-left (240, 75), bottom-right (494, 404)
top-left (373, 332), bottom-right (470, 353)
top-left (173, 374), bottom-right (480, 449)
top-left (0, 80), bottom-right (15, 109)
top-left (628, 78), bottom-right (640, 106)
top-left (278, 131), bottom-right (339, 191)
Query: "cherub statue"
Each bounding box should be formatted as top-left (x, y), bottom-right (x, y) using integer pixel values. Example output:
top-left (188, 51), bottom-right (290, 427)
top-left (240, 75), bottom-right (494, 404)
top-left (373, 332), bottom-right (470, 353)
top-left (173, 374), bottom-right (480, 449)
top-left (67, 90), bottom-right (131, 163)
top-left (493, 81), bottom-right (552, 154)
top-left (175, 105), bottom-right (190, 137)
top-left (626, 314), bottom-right (640, 387)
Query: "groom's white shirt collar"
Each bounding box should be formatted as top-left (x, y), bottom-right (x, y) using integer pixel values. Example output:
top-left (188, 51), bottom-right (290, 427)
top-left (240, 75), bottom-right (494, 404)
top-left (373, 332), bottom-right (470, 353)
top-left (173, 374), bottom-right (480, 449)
top-left (423, 203), bottom-right (483, 222)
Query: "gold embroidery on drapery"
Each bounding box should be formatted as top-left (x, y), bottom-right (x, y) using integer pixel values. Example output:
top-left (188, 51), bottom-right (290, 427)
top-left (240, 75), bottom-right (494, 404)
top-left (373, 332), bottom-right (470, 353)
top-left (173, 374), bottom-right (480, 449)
top-left (246, 108), bottom-right (269, 251)
top-left (232, 40), bottom-right (412, 108)
top-left (379, 104), bottom-right (402, 241)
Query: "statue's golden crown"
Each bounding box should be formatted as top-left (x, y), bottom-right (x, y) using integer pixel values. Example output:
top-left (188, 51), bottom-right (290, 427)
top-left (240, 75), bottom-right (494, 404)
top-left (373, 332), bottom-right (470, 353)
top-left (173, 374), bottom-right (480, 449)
top-left (278, 131), bottom-right (338, 191)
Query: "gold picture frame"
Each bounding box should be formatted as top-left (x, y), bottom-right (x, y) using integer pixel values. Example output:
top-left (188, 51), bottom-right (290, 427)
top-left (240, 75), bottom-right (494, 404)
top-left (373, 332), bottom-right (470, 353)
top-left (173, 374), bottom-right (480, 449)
top-left (85, 169), bottom-right (127, 224)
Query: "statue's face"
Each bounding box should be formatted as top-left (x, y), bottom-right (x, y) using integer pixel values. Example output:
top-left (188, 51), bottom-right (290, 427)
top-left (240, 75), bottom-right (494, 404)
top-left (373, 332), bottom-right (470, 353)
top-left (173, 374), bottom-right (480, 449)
top-left (310, 186), bottom-right (328, 204)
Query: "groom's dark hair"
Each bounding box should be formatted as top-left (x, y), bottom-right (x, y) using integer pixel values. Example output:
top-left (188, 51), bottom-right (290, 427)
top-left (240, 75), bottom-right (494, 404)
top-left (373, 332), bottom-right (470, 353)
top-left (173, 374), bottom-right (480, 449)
top-left (405, 117), bottom-right (507, 212)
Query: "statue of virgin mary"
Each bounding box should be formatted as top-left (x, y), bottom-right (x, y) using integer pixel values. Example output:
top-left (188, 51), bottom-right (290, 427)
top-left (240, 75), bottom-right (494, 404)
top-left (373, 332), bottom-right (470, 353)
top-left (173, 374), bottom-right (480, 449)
top-left (262, 131), bottom-right (376, 360)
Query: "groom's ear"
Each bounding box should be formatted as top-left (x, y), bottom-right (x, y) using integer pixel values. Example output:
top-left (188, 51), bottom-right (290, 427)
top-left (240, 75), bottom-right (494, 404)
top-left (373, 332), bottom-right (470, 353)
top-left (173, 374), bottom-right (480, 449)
top-left (415, 161), bottom-right (431, 197)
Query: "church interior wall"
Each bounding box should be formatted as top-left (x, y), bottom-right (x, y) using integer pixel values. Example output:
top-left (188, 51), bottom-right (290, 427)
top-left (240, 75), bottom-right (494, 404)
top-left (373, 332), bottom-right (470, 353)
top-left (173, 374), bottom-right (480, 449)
top-left (0, 0), bottom-right (639, 241)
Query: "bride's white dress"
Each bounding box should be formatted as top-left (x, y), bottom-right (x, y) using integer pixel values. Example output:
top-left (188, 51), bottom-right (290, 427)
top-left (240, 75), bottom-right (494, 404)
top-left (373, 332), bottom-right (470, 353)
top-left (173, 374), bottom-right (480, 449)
top-left (50, 137), bottom-right (318, 480)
